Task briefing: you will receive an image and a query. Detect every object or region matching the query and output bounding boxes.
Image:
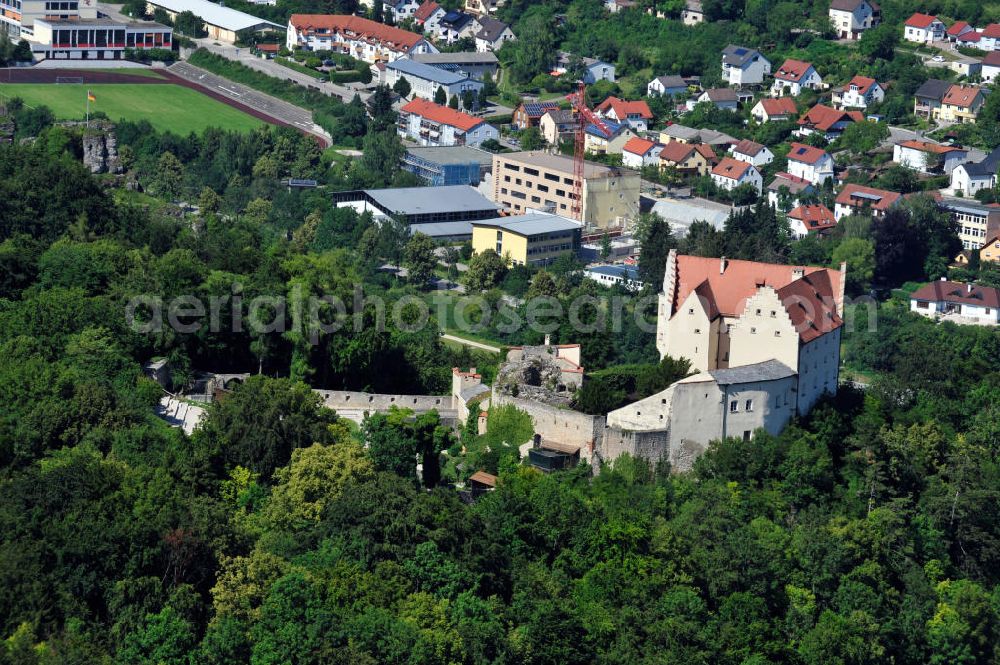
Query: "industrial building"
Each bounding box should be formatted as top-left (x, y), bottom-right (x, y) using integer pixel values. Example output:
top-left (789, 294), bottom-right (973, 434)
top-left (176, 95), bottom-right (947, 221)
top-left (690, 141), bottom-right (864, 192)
top-left (332, 185), bottom-right (499, 226)
top-left (401, 146), bottom-right (494, 186)
top-left (145, 0), bottom-right (279, 43)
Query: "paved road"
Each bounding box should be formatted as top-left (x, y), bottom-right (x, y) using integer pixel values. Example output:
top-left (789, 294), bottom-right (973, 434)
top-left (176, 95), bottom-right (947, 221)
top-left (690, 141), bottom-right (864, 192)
top-left (441, 334), bottom-right (502, 353)
top-left (167, 61), bottom-right (331, 144)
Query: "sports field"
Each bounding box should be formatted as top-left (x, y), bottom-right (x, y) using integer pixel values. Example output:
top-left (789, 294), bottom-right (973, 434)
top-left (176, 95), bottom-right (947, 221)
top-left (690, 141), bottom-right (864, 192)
top-left (0, 82), bottom-right (265, 133)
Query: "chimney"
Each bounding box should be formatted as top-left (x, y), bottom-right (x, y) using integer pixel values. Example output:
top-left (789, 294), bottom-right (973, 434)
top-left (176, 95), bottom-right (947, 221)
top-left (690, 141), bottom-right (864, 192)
top-left (544, 334), bottom-right (551, 346)
top-left (968, 283), bottom-right (974, 293)
top-left (792, 267), bottom-right (805, 279)
top-left (719, 256), bottom-right (727, 274)
top-left (469, 367), bottom-right (477, 374)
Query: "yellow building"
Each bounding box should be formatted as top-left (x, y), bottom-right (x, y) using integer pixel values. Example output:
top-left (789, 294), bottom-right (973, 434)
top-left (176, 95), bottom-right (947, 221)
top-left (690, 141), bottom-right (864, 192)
top-left (934, 84), bottom-right (986, 124)
top-left (471, 212), bottom-right (582, 266)
top-left (982, 236), bottom-right (1000, 264)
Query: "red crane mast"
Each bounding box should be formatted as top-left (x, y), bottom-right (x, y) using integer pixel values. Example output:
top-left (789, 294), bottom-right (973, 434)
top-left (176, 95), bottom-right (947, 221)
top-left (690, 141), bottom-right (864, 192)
top-left (566, 82), bottom-right (612, 222)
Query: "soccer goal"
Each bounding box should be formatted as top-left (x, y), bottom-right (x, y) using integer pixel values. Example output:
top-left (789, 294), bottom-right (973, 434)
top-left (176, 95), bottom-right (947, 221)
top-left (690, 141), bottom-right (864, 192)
top-left (55, 76), bottom-right (85, 84)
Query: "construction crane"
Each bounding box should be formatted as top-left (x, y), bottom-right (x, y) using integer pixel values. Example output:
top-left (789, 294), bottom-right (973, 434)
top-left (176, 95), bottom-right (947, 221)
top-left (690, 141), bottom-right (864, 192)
top-left (566, 81), bottom-right (612, 222)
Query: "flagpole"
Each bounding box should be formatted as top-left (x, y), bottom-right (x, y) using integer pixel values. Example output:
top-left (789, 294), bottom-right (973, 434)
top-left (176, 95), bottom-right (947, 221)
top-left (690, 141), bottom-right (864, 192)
top-left (86, 90), bottom-right (90, 128)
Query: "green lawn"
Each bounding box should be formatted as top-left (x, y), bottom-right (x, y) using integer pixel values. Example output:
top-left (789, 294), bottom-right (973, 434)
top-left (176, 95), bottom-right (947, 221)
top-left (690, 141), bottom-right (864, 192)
top-left (0, 82), bottom-right (265, 133)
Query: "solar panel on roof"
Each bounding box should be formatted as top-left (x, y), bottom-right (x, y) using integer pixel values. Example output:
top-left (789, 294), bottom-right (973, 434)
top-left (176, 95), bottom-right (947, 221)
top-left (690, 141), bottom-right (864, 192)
top-left (852, 192), bottom-right (883, 201)
top-left (796, 147), bottom-right (807, 155)
top-left (734, 48), bottom-right (747, 55)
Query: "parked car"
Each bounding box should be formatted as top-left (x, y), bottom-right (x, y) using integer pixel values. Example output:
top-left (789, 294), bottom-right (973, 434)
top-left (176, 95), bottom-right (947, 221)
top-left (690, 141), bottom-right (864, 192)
top-left (932, 55), bottom-right (944, 62)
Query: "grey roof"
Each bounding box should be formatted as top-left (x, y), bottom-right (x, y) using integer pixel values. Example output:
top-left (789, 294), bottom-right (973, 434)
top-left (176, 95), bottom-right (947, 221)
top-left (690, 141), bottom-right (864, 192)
top-left (660, 124), bottom-right (737, 146)
top-left (473, 212), bottom-right (582, 237)
top-left (409, 221), bottom-right (474, 237)
top-left (829, 0), bottom-right (870, 10)
top-left (703, 88), bottom-right (739, 102)
top-left (366, 185), bottom-right (498, 215)
top-left (406, 145), bottom-right (494, 167)
top-left (768, 174), bottom-right (816, 194)
top-left (708, 360), bottom-right (796, 385)
top-left (543, 109), bottom-right (576, 124)
top-left (146, 0), bottom-right (280, 31)
top-left (387, 57), bottom-right (471, 85)
top-left (475, 16), bottom-right (510, 42)
top-left (556, 51), bottom-right (611, 69)
top-left (460, 383), bottom-right (491, 402)
top-left (961, 147), bottom-right (1000, 177)
top-left (499, 151), bottom-right (632, 179)
top-left (915, 78), bottom-right (951, 102)
top-left (652, 75), bottom-right (687, 89)
top-left (937, 197), bottom-right (997, 215)
top-left (39, 17), bottom-right (169, 28)
top-left (722, 45), bottom-right (767, 68)
top-left (647, 197), bottom-right (732, 232)
top-left (412, 51), bottom-right (498, 65)
top-left (586, 264), bottom-right (641, 280)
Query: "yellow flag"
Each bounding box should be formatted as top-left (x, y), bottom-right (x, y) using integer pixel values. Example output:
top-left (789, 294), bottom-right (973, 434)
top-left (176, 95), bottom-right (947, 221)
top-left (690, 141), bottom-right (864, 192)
top-left (87, 90), bottom-right (96, 102)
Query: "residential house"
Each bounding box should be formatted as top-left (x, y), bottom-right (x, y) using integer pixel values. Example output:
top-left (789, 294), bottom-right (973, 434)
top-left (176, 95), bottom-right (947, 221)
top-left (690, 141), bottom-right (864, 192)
top-left (721, 45), bottom-right (771, 87)
top-left (982, 23), bottom-right (1000, 50)
top-left (903, 13), bottom-right (945, 44)
top-left (687, 87), bottom-right (739, 111)
top-left (768, 172), bottom-right (817, 209)
top-left (798, 104), bottom-right (864, 140)
top-left (385, 58), bottom-right (483, 105)
top-left (512, 101), bottom-right (560, 129)
top-left (833, 183), bottom-right (901, 220)
top-left (712, 157), bottom-right (762, 194)
top-left (464, 0), bottom-right (502, 16)
top-left (585, 120), bottom-right (636, 155)
top-left (956, 30), bottom-right (983, 48)
top-left (286, 14), bottom-right (437, 62)
top-left (981, 236), bottom-right (1000, 264)
top-left (595, 96), bottom-right (654, 131)
top-left (786, 142), bottom-right (835, 185)
top-left (936, 84), bottom-right (987, 124)
top-left (622, 137), bottom-right (664, 169)
top-left (910, 280), bottom-right (1000, 325)
top-left (647, 75), bottom-right (688, 97)
top-left (659, 124), bottom-right (738, 150)
top-left (832, 76), bottom-right (884, 109)
top-left (950, 148), bottom-right (1000, 197)
top-left (413, 1), bottom-right (446, 33)
top-left (539, 109), bottom-right (576, 145)
top-left (658, 141), bottom-right (716, 176)
top-left (397, 97), bottom-right (498, 147)
top-left (913, 78), bottom-right (951, 119)
top-left (946, 20), bottom-right (973, 42)
top-left (828, 0), bottom-right (880, 40)
top-left (771, 59), bottom-right (823, 97)
top-left (950, 57), bottom-right (982, 79)
top-left (435, 10), bottom-right (478, 44)
top-left (752, 97), bottom-right (798, 123)
top-left (983, 52), bottom-right (1000, 84)
top-left (893, 140), bottom-right (967, 174)
top-left (474, 16), bottom-right (513, 52)
top-left (788, 204), bottom-right (837, 238)
top-left (682, 0), bottom-right (704, 25)
top-left (554, 52), bottom-right (616, 83)
top-left (731, 139), bottom-right (774, 167)
top-left (385, 0), bottom-right (421, 24)
top-left (938, 197), bottom-right (1000, 250)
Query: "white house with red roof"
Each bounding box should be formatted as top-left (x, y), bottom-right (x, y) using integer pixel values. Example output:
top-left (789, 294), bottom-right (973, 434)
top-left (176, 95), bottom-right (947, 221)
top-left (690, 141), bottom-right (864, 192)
top-left (621, 137), bottom-right (663, 169)
top-left (936, 84), bottom-right (987, 123)
top-left (798, 104), bottom-right (864, 139)
top-left (832, 76), bottom-right (884, 109)
top-left (981, 24), bottom-right (1000, 50)
top-left (947, 21), bottom-right (973, 42)
top-left (893, 140), bottom-right (967, 174)
top-left (595, 97), bottom-right (654, 132)
top-left (413, 1), bottom-right (446, 33)
top-left (731, 139), bottom-right (774, 167)
top-left (397, 98), bottom-right (498, 147)
top-left (910, 279), bottom-right (1000, 324)
top-left (287, 14), bottom-right (437, 62)
top-left (385, 0), bottom-right (423, 24)
top-left (751, 97), bottom-right (798, 123)
top-left (711, 157), bottom-right (762, 194)
top-left (904, 13), bottom-right (945, 44)
top-left (788, 204), bottom-right (837, 238)
top-left (834, 183), bottom-right (901, 220)
top-left (770, 59), bottom-right (823, 97)
top-left (983, 51), bottom-right (1000, 83)
top-left (786, 142), bottom-right (834, 185)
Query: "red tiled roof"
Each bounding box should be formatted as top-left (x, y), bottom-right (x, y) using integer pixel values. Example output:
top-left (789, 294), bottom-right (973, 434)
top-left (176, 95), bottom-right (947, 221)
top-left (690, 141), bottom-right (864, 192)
top-left (623, 136), bottom-right (659, 155)
top-left (958, 31), bottom-right (982, 43)
top-left (898, 139), bottom-right (963, 154)
top-left (757, 97), bottom-right (798, 117)
top-left (905, 13), bottom-right (939, 28)
top-left (774, 59), bottom-right (814, 82)
top-left (694, 144), bottom-right (717, 161)
top-left (835, 183), bottom-right (901, 211)
top-left (659, 141), bottom-right (699, 163)
top-left (789, 204), bottom-right (837, 231)
top-left (733, 139), bottom-right (766, 157)
top-left (712, 157), bottom-right (754, 180)
top-left (942, 84), bottom-right (984, 109)
top-left (671, 255), bottom-right (843, 342)
top-left (787, 142), bottom-right (829, 165)
top-left (289, 14), bottom-right (425, 49)
top-left (947, 21), bottom-right (970, 36)
top-left (983, 23), bottom-right (1000, 38)
top-left (414, 0), bottom-right (441, 22)
top-left (984, 51), bottom-right (1000, 67)
top-left (799, 104), bottom-right (863, 132)
top-left (844, 75), bottom-right (878, 95)
top-left (911, 280), bottom-right (1000, 308)
top-left (595, 96), bottom-right (653, 120)
top-left (401, 98), bottom-right (484, 131)
top-left (256, 43), bottom-right (279, 51)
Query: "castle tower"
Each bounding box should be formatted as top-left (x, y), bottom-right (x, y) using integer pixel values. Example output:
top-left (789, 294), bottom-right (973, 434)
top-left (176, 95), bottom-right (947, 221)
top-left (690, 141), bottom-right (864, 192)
top-left (656, 249), bottom-right (678, 358)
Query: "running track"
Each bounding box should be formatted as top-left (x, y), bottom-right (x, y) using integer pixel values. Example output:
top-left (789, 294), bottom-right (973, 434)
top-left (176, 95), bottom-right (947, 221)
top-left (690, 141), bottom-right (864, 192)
top-left (0, 66), bottom-right (330, 146)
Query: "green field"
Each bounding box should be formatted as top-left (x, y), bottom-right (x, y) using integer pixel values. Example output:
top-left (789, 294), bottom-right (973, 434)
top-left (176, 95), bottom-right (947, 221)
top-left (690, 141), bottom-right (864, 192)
top-left (0, 82), bottom-right (265, 133)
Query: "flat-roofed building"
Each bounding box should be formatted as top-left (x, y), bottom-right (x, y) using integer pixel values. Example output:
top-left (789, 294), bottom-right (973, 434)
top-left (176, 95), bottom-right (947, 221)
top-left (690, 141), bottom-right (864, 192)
top-left (402, 145), bottom-right (493, 186)
top-left (30, 17), bottom-right (171, 59)
top-left (490, 150), bottom-right (640, 230)
top-left (1, 0), bottom-right (97, 41)
top-left (471, 212), bottom-right (581, 266)
top-left (385, 57), bottom-right (482, 105)
top-left (938, 197), bottom-right (1000, 251)
top-left (332, 184), bottom-right (499, 225)
top-left (411, 50), bottom-right (498, 80)
top-left (148, 0), bottom-right (280, 42)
